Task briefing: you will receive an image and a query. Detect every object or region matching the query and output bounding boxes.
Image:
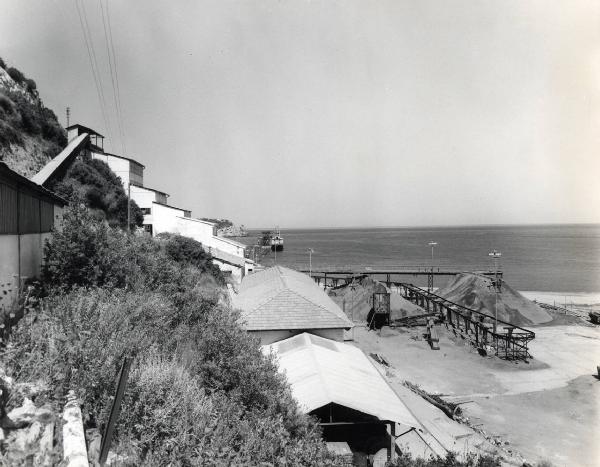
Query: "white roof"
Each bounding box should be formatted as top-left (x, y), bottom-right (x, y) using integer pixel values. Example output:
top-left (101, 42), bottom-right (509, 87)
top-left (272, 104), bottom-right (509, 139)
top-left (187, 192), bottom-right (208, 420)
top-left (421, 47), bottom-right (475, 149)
top-left (263, 333), bottom-right (420, 429)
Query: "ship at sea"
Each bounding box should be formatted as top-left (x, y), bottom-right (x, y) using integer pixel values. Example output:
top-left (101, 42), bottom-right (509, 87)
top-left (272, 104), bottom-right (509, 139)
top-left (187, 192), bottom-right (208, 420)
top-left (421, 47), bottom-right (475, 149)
top-left (258, 228), bottom-right (284, 252)
top-left (270, 228), bottom-right (284, 251)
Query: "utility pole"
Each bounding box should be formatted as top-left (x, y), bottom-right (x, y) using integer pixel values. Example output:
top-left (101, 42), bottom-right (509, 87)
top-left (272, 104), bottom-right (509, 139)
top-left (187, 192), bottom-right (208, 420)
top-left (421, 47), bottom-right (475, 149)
top-left (488, 249), bottom-right (502, 335)
top-left (66, 107), bottom-right (70, 127)
top-left (127, 182), bottom-right (131, 233)
top-left (308, 248), bottom-right (314, 277)
top-left (428, 242), bottom-right (437, 292)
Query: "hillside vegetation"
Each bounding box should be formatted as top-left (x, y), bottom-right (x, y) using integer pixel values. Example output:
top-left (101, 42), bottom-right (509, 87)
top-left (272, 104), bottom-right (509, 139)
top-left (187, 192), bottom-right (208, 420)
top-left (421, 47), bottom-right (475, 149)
top-left (48, 155), bottom-right (144, 230)
top-left (0, 57), bottom-right (66, 178)
top-left (2, 204), bottom-right (338, 465)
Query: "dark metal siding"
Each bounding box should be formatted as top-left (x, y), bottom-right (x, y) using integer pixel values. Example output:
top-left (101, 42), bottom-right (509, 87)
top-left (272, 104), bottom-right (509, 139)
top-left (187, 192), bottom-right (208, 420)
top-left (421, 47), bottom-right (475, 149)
top-left (40, 200), bottom-right (54, 232)
top-left (18, 192), bottom-right (40, 234)
top-left (0, 181), bottom-right (56, 235)
top-left (0, 182), bottom-right (18, 234)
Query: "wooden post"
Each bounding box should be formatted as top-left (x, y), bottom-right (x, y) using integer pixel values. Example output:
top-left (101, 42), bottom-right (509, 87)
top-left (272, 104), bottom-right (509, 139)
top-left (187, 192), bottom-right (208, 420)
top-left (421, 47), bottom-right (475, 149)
top-left (389, 422), bottom-right (396, 461)
top-left (99, 357), bottom-right (132, 465)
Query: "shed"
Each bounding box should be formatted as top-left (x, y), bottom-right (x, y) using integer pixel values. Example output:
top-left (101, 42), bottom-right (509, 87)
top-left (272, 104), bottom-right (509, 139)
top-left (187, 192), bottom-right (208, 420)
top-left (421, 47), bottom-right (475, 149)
top-left (232, 266), bottom-right (353, 344)
top-left (262, 332), bottom-right (421, 462)
top-left (0, 162), bottom-right (66, 320)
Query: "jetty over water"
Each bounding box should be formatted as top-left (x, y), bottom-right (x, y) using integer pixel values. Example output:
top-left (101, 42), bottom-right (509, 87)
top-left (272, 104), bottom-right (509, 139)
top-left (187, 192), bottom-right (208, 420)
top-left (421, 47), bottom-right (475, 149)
top-left (304, 268), bottom-right (534, 360)
top-left (302, 267), bottom-right (502, 290)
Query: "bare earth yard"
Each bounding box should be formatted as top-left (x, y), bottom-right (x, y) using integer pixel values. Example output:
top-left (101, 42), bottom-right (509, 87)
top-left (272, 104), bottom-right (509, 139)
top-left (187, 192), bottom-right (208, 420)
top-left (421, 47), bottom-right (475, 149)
top-left (351, 322), bottom-right (600, 467)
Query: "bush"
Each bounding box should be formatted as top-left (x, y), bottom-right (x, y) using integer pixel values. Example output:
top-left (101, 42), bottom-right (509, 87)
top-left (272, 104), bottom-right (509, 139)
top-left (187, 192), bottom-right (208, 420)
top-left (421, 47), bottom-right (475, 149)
top-left (6, 207), bottom-right (338, 464)
top-left (0, 56), bottom-right (6, 69)
top-left (24, 78), bottom-right (37, 94)
top-left (389, 451), bottom-right (501, 467)
top-left (6, 66), bottom-right (24, 84)
top-left (42, 203), bottom-right (122, 291)
top-left (50, 159), bottom-right (144, 229)
top-left (42, 204), bottom-right (224, 293)
top-left (0, 93), bottom-right (15, 115)
top-left (0, 78), bottom-right (67, 175)
top-left (158, 233), bottom-right (225, 284)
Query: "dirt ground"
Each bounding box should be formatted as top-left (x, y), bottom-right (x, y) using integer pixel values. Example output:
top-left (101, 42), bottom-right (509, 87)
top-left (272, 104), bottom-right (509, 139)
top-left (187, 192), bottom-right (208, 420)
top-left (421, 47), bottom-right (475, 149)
top-left (351, 319), bottom-right (600, 467)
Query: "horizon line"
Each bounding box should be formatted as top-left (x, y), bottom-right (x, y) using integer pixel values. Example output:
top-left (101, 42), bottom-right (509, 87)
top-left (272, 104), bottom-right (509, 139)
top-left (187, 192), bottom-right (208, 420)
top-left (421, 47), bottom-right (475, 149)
top-left (245, 221), bottom-right (600, 231)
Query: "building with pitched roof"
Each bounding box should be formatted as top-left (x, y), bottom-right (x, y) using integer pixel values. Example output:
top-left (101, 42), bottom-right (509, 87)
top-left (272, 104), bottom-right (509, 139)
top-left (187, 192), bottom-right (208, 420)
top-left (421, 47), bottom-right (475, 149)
top-left (232, 266), bottom-right (353, 344)
top-left (0, 162), bottom-right (66, 315)
top-left (262, 332), bottom-right (423, 463)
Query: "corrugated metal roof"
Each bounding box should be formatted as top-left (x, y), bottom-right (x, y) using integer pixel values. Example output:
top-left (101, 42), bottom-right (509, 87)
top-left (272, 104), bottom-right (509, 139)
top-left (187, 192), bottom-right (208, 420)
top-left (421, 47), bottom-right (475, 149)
top-left (66, 123), bottom-right (104, 137)
top-left (232, 266), bottom-right (353, 331)
top-left (263, 333), bottom-right (420, 429)
top-left (31, 133), bottom-right (89, 186)
top-left (208, 246), bottom-right (253, 268)
top-left (0, 162), bottom-right (67, 205)
top-left (102, 152), bottom-right (146, 169)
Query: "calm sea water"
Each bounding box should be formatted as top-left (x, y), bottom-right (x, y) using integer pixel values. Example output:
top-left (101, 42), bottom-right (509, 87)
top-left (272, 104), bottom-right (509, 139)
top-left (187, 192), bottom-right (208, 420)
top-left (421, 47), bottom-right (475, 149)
top-left (240, 224), bottom-right (600, 293)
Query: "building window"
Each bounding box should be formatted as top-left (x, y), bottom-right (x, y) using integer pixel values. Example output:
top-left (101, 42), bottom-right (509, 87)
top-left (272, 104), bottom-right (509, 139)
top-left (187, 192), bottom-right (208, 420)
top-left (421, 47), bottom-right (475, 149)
top-left (144, 224), bottom-right (153, 236)
top-left (141, 208), bottom-right (151, 215)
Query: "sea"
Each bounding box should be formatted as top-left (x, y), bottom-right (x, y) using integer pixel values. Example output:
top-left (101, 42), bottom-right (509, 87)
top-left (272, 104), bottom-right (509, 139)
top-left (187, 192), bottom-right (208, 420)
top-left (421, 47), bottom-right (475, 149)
top-left (238, 224), bottom-right (600, 304)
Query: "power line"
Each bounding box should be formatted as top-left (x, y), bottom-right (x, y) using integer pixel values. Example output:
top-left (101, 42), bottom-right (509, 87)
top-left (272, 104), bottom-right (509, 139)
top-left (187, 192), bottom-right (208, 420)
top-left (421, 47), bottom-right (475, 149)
top-left (75, 0), bottom-right (113, 145)
top-left (100, 0), bottom-right (125, 154)
top-left (106, 0), bottom-right (127, 155)
top-left (80, 0), bottom-right (113, 144)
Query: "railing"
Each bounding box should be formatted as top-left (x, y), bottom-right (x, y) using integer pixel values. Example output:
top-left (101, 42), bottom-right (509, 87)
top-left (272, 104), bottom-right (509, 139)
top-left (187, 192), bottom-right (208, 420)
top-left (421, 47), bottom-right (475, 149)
top-left (398, 283), bottom-right (534, 361)
top-left (302, 265), bottom-right (502, 274)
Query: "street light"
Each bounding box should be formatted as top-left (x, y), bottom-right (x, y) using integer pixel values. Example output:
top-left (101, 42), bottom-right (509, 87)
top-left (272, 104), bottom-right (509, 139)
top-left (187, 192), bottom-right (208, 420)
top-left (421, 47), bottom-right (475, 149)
top-left (428, 242), bottom-right (437, 292)
top-left (488, 249), bottom-right (502, 334)
top-left (307, 248), bottom-right (314, 277)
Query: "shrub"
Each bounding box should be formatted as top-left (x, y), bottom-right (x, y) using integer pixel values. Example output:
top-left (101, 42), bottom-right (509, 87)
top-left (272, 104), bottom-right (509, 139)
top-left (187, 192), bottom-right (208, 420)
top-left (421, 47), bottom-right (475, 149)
top-left (50, 159), bottom-right (144, 229)
top-left (42, 204), bottom-right (224, 293)
top-left (5, 269), bottom-right (336, 464)
top-left (24, 78), bottom-right (37, 95)
top-left (0, 56), bottom-right (6, 69)
top-left (0, 93), bottom-right (15, 115)
top-left (5, 200), bottom-right (340, 465)
top-left (158, 233), bottom-right (225, 284)
top-left (42, 203), bottom-right (123, 291)
top-left (389, 451), bottom-right (501, 467)
top-left (6, 66), bottom-right (24, 84)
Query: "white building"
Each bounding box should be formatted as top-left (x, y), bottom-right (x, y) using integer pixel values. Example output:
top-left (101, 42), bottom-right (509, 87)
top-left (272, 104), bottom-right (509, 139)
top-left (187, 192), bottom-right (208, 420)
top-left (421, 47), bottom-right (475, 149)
top-left (91, 152), bottom-right (144, 188)
top-left (62, 122), bottom-right (254, 281)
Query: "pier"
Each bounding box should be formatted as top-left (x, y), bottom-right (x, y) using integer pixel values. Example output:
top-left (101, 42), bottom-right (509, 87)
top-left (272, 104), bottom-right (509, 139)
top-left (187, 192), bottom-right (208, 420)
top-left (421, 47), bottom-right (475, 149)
top-left (304, 268), bottom-right (534, 360)
top-left (302, 267), bottom-right (502, 291)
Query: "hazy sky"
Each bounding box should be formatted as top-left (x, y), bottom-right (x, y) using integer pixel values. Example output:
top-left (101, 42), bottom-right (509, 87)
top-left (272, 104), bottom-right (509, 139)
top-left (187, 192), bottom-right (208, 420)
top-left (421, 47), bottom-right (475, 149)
top-left (1, 1), bottom-right (599, 228)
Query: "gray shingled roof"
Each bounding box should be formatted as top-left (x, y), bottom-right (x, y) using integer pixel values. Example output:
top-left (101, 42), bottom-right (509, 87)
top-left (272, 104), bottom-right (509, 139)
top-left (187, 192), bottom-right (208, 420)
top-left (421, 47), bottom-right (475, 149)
top-left (232, 266), bottom-right (353, 331)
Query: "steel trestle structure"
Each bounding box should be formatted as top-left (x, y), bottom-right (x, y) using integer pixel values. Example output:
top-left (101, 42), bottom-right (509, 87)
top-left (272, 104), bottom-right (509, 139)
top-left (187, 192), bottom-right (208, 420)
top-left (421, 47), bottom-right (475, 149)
top-left (398, 283), bottom-right (534, 361)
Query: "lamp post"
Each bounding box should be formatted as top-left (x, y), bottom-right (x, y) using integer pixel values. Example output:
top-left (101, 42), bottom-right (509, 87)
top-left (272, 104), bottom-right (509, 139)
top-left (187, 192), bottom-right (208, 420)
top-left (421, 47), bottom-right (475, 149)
top-left (428, 242), bottom-right (437, 292)
top-left (307, 248), bottom-right (314, 277)
top-left (488, 249), bottom-right (502, 334)
top-left (127, 182), bottom-right (131, 233)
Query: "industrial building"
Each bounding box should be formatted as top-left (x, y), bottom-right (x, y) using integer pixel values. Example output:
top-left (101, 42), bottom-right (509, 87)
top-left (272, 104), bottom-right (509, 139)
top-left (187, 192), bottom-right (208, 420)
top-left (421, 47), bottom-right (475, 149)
top-left (0, 162), bottom-right (66, 313)
top-left (33, 123), bottom-right (254, 281)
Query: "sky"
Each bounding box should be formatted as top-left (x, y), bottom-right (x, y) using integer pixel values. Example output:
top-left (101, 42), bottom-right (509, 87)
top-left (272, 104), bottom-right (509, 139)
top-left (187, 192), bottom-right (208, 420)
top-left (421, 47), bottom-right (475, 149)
top-left (1, 0), bottom-right (599, 228)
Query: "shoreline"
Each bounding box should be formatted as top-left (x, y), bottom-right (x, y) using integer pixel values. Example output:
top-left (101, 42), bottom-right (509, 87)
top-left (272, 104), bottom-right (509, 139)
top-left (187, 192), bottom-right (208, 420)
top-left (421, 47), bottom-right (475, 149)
top-left (519, 290), bottom-right (600, 306)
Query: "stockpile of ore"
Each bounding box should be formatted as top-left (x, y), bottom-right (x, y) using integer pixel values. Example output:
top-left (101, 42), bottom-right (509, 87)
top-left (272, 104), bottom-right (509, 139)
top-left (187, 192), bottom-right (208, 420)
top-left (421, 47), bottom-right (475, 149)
top-left (328, 277), bottom-right (425, 323)
top-left (437, 273), bottom-right (552, 326)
